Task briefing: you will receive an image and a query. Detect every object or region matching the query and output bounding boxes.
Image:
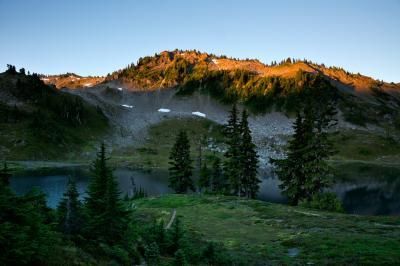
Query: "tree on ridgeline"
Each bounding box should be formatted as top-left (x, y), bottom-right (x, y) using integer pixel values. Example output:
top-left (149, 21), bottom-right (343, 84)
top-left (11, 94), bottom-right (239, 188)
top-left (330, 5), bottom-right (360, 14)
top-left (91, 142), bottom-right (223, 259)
top-left (84, 143), bottom-right (129, 244)
top-left (238, 110), bottom-right (260, 198)
top-left (223, 103), bottom-right (242, 196)
top-left (57, 177), bottom-right (83, 240)
top-left (168, 131), bottom-right (195, 193)
top-left (271, 75), bottom-right (338, 205)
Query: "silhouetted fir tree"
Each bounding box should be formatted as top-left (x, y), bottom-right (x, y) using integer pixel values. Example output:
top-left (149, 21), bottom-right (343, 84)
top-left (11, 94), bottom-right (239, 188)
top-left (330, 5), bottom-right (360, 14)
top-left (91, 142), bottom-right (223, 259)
top-left (6, 64), bottom-right (16, 74)
top-left (239, 110), bottom-right (260, 198)
top-left (84, 143), bottom-right (128, 244)
top-left (57, 177), bottom-right (83, 240)
top-left (301, 78), bottom-right (338, 199)
top-left (198, 162), bottom-right (211, 192)
top-left (168, 131), bottom-right (195, 193)
top-left (223, 103), bottom-right (242, 196)
top-left (271, 111), bottom-right (309, 204)
top-left (272, 78), bottom-right (338, 204)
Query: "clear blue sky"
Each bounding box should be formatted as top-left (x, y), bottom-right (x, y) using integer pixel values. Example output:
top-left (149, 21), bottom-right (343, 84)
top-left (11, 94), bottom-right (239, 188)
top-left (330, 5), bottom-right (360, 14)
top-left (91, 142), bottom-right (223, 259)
top-left (0, 0), bottom-right (399, 82)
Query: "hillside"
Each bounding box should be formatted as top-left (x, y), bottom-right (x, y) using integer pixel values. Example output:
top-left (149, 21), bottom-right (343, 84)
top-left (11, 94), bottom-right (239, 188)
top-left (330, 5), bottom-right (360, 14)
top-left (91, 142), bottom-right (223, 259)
top-left (41, 73), bottom-right (104, 89)
top-left (0, 66), bottom-right (109, 160)
top-left (100, 50), bottom-right (400, 128)
top-left (106, 49), bottom-right (400, 94)
top-left (133, 194), bottom-right (400, 265)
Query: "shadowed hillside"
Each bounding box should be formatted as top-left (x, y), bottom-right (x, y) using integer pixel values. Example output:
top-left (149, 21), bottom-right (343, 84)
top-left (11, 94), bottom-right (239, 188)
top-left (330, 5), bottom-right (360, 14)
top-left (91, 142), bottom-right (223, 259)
top-left (0, 66), bottom-right (109, 160)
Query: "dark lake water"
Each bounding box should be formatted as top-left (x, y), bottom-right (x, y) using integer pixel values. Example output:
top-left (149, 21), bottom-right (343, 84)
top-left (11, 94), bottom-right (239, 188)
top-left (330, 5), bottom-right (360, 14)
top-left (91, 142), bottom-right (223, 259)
top-left (10, 166), bottom-right (400, 215)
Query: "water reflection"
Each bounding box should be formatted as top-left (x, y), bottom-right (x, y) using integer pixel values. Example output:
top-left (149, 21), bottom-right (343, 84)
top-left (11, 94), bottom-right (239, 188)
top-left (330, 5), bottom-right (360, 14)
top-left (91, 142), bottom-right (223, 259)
top-left (10, 166), bottom-right (400, 215)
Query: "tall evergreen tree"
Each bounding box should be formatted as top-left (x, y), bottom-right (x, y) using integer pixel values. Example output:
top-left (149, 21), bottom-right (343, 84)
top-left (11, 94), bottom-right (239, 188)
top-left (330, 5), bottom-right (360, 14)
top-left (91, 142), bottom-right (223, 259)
top-left (84, 143), bottom-right (128, 244)
top-left (271, 76), bottom-right (338, 204)
top-left (223, 103), bottom-right (242, 196)
top-left (57, 177), bottom-right (83, 240)
top-left (239, 110), bottom-right (260, 198)
top-left (169, 131), bottom-right (195, 193)
top-left (271, 111), bottom-right (310, 204)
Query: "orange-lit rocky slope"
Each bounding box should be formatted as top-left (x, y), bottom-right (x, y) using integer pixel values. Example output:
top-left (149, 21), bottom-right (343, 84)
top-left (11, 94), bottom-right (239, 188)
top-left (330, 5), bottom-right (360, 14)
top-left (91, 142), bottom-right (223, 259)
top-left (42, 50), bottom-right (399, 95)
top-left (41, 73), bottom-right (104, 89)
top-left (105, 50), bottom-right (399, 94)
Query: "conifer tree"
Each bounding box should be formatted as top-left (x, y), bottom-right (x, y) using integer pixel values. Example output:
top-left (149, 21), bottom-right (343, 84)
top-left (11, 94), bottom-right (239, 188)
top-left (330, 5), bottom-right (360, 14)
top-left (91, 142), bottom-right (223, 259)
top-left (84, 143), bottom-right (128, 244)
top-left (223, 103), bottom-right (242, 196)
top-left (239, 110), bottom-right (260, 198)
top-left (57, 177), bottom-right (83, 240)
top-left (271, 76), bottom-right (338, 204)
top-left (168, 131), bottom-right (195, 193)
top-left (271, 111), bottom-right (309, 204)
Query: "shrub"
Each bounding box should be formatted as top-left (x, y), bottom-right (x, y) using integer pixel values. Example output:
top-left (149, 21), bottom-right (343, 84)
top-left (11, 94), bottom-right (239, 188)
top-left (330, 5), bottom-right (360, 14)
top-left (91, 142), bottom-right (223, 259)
top-left (299, 192), bottom-right (343, 212)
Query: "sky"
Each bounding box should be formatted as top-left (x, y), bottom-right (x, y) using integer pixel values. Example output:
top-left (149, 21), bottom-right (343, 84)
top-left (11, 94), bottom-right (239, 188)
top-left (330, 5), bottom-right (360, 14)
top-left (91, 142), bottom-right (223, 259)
top-left (0, 0), bottom-right (399, 82)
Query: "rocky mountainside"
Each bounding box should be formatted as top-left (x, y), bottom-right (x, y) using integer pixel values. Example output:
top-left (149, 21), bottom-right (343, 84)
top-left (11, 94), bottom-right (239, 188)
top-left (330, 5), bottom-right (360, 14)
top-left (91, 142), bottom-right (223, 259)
top-left (105, 49), bottom-right (400, 95)
top-left (41, 73), bottom-right (104, 89)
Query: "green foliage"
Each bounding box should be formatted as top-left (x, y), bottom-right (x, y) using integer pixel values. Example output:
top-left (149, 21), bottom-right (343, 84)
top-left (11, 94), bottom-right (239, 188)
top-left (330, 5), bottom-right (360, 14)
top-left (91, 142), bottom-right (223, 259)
top-left (57, 177), bottom-right (84, 240)
top-left (223, 105), bottom-right (260, 198)
top-left (0, 68), bottom-right (108, 160)
top-left (299, 192), bottom-right (344, 212)
top-left (238, 109), bottom-right (260, 198)
top-left (173, 249), bottom-right (187, 266)
top-left (168, 131), bottom-right (195, 193)
top-left (198, 162), bottom-right (212, 192)
top-left (168, 217), bottom-right (186, 254)
top-left (84, 143), bottom-right (129, 245)
top-left (0, 161), bottom-right (11, 186)
top-left (272, 77), bottom-right (338, 205)
top-left (144, 242), bottom-right (160, 265)
top-left (223, 103), bottom-right (242, 195)
top-left (210, 156), bottom-right (227, 193)
top-left (0, 171), bottom-right (63, 265)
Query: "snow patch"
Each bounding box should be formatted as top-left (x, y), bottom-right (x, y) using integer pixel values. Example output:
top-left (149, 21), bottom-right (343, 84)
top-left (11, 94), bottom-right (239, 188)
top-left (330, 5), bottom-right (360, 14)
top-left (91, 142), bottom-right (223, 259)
top-left (212, 59), bottom-right (219, 65)
top-left (158, 108), bottom-right (170, 113)
top-left (122, 104), bottom-right (133, 109)
top-left (192, 111), bottom-right (206, 118)
top-left (117, 87), bottom-right (123, 91)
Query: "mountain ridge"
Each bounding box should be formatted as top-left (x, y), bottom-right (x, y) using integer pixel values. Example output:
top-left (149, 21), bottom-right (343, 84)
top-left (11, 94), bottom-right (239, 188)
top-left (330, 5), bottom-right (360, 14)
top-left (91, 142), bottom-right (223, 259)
top-left (41, 49), bottom-right (400, 95)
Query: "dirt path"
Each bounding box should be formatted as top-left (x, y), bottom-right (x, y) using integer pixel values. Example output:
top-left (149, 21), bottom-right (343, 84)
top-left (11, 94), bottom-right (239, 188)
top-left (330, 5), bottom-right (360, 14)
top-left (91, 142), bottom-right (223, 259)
top-left (165, 208), bottom-right (177, 230)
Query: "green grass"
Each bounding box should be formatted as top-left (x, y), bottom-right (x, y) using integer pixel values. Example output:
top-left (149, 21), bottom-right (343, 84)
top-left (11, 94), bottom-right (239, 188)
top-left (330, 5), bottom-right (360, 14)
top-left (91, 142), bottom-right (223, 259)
top-left (332, 129), bottom-right (400, 163)
top-left (132, 194), bottom-right (400, 265)
top-left (111, 117), bottom-right (225, 169)
top-left (0, 114), bottom-right (108, 161)
top-left (330, 129), bottom-right (400, 181)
